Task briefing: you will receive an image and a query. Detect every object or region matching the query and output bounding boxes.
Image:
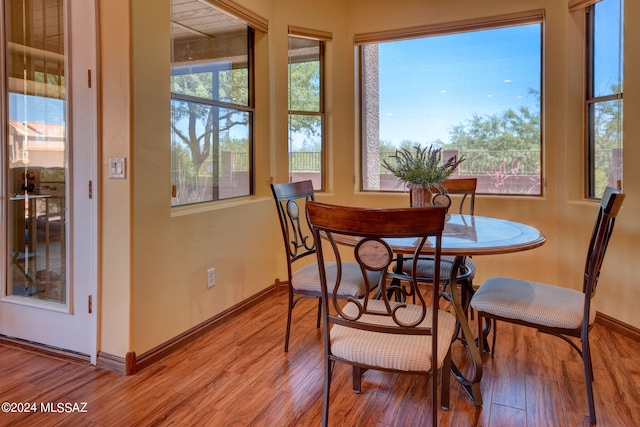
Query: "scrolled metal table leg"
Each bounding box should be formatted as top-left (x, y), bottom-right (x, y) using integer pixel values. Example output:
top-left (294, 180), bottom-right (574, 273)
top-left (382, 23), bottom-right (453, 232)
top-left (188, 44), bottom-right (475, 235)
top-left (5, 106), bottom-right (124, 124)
top-left (443, 256), bottom-right (483, 406)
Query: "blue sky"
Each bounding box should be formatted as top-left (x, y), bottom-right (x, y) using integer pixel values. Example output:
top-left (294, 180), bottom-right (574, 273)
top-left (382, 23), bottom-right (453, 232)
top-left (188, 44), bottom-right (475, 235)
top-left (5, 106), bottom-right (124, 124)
top-left (376, 24), bottom-right (541, 147)
top-left (9, 93), bottom-right (66, 125)
top-left (594, 0), bottom-right (624, 97)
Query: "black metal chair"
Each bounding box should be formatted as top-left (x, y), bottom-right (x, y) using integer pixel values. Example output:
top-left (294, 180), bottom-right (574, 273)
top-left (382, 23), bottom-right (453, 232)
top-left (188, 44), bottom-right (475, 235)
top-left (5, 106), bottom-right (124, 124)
top-left (471, 186), bottom-right (625, 426)
top-left (307, 201), bottom-right (455, 427)
top-left (271, 181), bottom-right (379, 352)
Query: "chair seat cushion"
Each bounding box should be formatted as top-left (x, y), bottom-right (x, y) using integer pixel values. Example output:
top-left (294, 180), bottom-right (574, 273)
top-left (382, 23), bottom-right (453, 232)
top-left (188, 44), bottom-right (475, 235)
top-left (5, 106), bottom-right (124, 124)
top-left (470, 276), bottom-right (595, 329)
top-left (400, 256), bottom-right (476, 281)
top-left (292, 262), bottom-right (378, 297)
top-left (330, 299), bottom-right (457, 372)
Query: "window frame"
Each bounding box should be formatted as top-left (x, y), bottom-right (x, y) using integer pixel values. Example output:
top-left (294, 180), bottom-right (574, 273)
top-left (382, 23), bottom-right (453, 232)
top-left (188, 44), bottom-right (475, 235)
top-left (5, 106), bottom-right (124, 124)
top-left (170, 6), bottom-right (256, 207)
top-left (287, 30), bottom-right (328, 191)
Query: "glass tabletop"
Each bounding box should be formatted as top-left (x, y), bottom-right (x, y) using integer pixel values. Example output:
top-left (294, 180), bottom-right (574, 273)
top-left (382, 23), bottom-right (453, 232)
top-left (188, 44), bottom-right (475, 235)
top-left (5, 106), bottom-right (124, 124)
top-left (380, 214), bottom-right (546, 256)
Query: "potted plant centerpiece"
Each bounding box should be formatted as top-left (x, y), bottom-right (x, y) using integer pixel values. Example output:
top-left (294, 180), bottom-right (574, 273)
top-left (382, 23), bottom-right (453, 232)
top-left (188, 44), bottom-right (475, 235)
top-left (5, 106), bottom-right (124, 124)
top-left (382, 145), bottom-right (464, 207)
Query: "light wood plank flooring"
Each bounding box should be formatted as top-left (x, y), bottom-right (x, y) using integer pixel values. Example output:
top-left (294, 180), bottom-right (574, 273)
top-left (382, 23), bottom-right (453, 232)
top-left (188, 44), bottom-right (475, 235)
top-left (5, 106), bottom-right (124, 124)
top-left (2, 289), bottom-right (640, 426)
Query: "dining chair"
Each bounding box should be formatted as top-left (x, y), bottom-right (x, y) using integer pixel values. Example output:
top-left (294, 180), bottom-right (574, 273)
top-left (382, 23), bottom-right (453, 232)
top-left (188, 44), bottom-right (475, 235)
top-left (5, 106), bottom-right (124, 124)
top-left (307, 201), bottom-right (456, 427)
top-left (470, 186), bottom-right (625, 426)
top-left (271, 181), bottom-right (379, 352)
top-left (401, 178), bottom-right (478, 309)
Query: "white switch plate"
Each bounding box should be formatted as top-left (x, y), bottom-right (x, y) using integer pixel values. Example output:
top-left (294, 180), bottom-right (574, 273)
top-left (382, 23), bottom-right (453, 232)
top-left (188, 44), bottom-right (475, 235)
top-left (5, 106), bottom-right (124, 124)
top-left (109, 157), bottom-right (126, 179)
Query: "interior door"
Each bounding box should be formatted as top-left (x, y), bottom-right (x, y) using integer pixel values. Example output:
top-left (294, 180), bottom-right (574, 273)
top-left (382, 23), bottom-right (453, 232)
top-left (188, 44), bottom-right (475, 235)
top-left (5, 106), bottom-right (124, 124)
top-left (0, 0), bottom-right (97, 360)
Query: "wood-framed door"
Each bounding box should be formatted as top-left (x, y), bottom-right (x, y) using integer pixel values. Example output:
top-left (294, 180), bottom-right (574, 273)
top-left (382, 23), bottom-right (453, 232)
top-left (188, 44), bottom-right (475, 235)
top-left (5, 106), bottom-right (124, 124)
top-left (0, 0), bottom-right (98, 361)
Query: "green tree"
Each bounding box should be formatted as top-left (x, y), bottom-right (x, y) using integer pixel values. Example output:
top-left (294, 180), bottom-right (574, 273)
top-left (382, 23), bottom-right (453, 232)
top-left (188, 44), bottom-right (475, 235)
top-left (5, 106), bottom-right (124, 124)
top-left (447, 89), bottom-right (540, 151)
top-left (592, 84), bottom-right (622, 150)
top-left (171, 69), bottom-right (249, 179)
top-left (447, 106), bottom-right (540, 151)
top-left (592, 84), bottom-right (622, 196)
top-left (289, 62), bottom-right (319, 113)
top-left (288, 60), bottom-right (321, 148)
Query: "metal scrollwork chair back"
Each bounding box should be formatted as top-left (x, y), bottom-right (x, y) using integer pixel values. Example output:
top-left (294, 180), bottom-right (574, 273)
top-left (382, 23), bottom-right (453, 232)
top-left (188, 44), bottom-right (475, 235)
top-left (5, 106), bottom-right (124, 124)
top-left (271, 181), bottom-right (378, 352)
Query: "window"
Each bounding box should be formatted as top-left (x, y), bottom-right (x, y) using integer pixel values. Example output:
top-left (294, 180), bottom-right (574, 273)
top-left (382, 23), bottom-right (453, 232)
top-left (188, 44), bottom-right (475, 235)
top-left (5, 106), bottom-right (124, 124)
top-left (358, 12), bottom-right (543, 195)
top-left (586, 0), bottom-right (623, 198)
top-left (170, 2), bottom-right (254, 206)
top-left (288, 34), bottom-right (325, 190)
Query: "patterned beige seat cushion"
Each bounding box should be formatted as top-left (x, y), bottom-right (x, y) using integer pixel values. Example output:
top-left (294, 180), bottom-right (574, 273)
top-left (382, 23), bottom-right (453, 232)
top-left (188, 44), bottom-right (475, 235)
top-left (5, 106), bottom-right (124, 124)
top-left (470, 276), bottom-right (594, 329)
top-left (292, 262), bottom-right (378, 297)
top-left (330, 299), bottom-right (457, 372)
top-left (400, 256), bottom-right (476, 280)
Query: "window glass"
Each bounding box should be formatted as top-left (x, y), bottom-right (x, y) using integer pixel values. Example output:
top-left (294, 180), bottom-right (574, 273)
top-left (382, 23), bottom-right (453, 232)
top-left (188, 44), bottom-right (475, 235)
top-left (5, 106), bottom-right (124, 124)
top-left (170, 2), bottom-right (253, 206)
top-left (360, 23), bottom-right (542, 195)
top-left (587, 0), bottom-right (623, 198)
top-left (593, 0), bottom-right (623, 98)
top-left (288, 37), bottom-right (323, 190)
top-left (3, 0), bottom-right (68, 304)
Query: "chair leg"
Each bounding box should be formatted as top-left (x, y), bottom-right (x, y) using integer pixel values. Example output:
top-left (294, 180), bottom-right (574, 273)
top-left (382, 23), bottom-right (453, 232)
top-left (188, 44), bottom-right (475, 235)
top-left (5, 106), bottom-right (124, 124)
top-left (353, 366), bottom-right (362, 394)
top-left (582, 333), bottom-right (597, 425)
top-left (441, 349), bottom-right (452, 410)
top-left (477, 312), bottom-right (494, 356)
top-left (490, 319), bottom-right (497, 358)
top-left (431, 357), bottom-right (438, 426)
top-left (285, 290), bottom-right (294, 352)
top-left (316, 297), bottom-right (322, 329)
top-left (322, 357), bottom-right (332, 427)
top-left (587, 338), bottom-right (595, 382)
top-left (477, 312), bottom-right (484, 360)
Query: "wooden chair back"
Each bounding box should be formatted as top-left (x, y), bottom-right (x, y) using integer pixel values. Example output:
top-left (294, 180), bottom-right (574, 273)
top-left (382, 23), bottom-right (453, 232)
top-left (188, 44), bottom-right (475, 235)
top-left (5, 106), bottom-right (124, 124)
top-left (409, 178), bottom-right (476, 214)
top-left (441, 177), bottom-right (476, 215)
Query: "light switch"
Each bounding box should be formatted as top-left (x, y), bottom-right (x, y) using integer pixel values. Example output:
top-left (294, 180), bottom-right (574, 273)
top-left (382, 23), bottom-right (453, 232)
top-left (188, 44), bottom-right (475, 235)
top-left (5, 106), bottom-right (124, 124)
top-left (109, 157), bottom-right (126, 179)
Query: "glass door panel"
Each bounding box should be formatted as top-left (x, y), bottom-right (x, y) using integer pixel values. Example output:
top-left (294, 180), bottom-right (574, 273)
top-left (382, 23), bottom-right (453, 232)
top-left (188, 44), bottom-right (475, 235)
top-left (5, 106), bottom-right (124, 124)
top-left (4, 0), bottom-right (67, 305)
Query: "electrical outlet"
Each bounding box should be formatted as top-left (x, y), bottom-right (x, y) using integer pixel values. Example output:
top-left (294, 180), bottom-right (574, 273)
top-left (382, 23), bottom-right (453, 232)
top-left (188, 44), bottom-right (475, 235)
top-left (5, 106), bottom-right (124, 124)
top-left (207, 268), bottom-right (216, 288)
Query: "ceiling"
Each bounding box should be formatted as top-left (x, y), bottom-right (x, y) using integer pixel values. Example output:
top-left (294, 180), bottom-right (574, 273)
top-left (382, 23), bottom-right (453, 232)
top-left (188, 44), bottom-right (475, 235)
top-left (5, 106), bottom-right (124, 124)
top-left (171, 0), bottom-right (246, 41)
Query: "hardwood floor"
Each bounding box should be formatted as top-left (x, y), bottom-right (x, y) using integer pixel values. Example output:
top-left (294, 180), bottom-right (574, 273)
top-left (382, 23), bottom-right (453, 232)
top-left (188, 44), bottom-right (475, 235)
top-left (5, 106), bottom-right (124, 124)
top-left (2, 289), bottom-right (640, 426)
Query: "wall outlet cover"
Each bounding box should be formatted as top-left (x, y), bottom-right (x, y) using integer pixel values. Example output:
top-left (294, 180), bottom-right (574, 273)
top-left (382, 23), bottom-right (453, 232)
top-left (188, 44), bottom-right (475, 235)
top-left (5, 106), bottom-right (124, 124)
top-left (207, 268), bottom-right (216, 288)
